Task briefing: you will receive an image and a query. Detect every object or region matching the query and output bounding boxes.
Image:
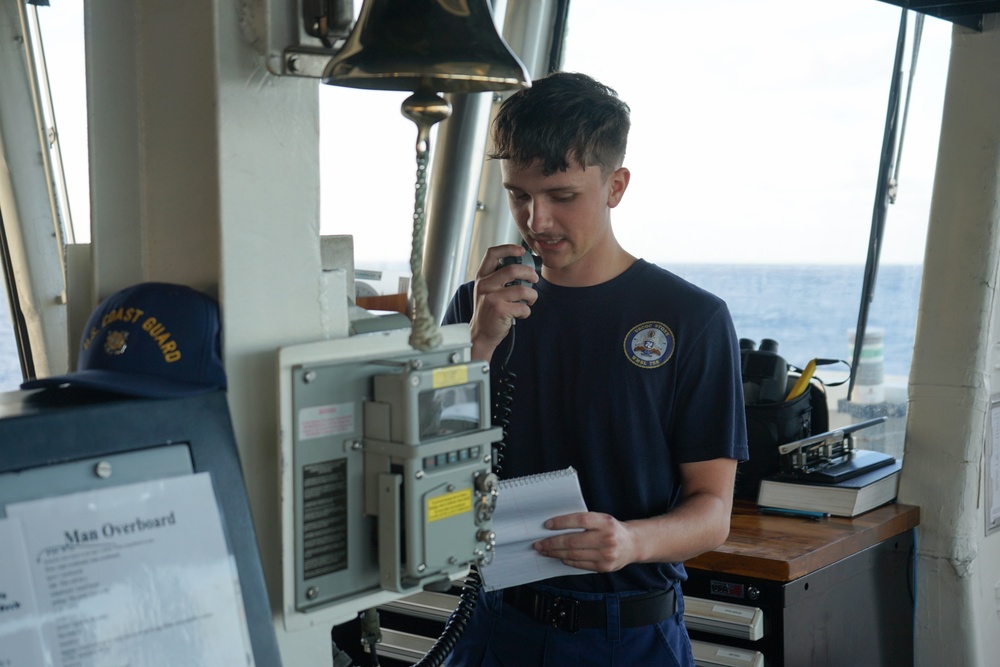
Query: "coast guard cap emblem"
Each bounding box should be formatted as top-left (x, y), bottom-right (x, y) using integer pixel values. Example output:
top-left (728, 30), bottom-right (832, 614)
top-left (104, 331), bottom-right (129, 356)
top-left (624, 321), bottom-right (674, 368)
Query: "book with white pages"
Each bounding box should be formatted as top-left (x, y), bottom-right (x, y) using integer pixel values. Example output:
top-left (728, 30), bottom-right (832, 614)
top-left (757, 460), bottom-right (902, 517)
top-left (479, 467), bottom-right (591, 591)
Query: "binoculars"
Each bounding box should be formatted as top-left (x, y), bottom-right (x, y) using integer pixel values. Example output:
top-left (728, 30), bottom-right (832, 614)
top-left (740, 338), bottom-right (789, 405)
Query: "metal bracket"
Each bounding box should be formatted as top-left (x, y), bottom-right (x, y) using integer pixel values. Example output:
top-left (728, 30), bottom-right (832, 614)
top-left (283, 45), bottom-right (342, 79)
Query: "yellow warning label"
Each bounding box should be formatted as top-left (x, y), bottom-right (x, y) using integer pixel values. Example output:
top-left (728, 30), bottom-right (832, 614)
top-left (427, 489), bottom-right (472, 522)
top-left (432, 365), bottom-right (468, 389)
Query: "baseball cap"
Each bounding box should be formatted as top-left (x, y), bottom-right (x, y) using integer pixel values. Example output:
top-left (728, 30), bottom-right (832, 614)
top-left (21, 282), bottom-right (227, 398)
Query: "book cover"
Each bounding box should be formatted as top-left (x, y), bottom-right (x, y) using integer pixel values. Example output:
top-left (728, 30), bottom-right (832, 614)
top-left (757, 460), bottom-right (902, 517)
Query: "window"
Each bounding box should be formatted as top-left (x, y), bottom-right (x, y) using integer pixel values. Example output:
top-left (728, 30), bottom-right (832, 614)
top-left (0, 1), bottom-right (87, 391)
top-left (0, 286), bottom-right (19, 391)
top-left (562, 0), bottom-right (950, 459)
top-left (318, 87), bottom-right (419, 296)
top-left (3, 0), bottom-right (950, 464)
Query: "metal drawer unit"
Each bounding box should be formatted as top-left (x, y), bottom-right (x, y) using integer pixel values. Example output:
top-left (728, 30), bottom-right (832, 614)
top-left (683, 529), bottom-right (914, 666)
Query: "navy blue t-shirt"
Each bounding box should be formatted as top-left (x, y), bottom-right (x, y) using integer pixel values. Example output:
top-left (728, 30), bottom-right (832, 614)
top-left (443, 259), bottom-right (748, 592)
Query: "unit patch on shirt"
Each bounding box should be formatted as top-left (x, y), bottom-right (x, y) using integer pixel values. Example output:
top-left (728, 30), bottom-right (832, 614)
top-left (624, 321), bottom-right (675, 368)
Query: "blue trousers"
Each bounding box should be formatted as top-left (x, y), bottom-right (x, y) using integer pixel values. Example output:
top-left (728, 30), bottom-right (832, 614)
top-left (444, 583), bottom-right (694, 667)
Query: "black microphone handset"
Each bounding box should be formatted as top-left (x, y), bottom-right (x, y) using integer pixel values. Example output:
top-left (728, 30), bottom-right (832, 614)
top-left (500, 252), bottom-right (542, 303)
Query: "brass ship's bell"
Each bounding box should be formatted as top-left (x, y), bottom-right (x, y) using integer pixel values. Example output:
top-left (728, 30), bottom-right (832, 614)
top-left (322, 0), bottom-right (529, 93)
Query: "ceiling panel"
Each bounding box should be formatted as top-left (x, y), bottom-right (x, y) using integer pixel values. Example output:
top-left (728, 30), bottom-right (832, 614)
top-left (877, 0), bottom-right (1000, 29)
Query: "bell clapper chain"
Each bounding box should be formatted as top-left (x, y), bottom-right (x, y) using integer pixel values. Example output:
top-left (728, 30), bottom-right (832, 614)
top-left (402, 86), bottom-right (451, 353)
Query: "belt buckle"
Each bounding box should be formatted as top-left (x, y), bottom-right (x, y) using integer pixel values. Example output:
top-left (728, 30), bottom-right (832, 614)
top-left (541, 594), bottom-right (580, 633)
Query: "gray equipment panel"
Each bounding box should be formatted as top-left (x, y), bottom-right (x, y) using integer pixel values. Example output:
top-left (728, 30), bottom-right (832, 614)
top-left (278, 325), bottom-right (506, 628)
top-left (289, 342), bottom-right (499, 611)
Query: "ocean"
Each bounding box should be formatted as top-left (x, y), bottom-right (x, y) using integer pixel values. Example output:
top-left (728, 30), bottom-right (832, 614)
top-left (668, 263), bottom-right (922, 379)
top-left (0, 264), bottom-right (922, 391)
top-left (1, 291), bottom-right (19, 391)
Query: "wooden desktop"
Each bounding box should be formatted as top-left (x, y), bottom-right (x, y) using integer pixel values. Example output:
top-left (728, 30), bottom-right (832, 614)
top-left (683, 499), bottom-right (920, 666)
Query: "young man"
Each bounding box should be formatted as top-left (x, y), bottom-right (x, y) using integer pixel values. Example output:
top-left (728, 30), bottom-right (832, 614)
top-left (442, 72), bottom-right (748, 666)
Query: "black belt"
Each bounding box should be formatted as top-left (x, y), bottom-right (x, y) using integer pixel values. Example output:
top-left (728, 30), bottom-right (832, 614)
top-left (503, 585), bottom-right (677, 633)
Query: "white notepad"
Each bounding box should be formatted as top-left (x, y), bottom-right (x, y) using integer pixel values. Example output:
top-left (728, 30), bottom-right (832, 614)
top-left (479, 467), bottom-right (591, 591)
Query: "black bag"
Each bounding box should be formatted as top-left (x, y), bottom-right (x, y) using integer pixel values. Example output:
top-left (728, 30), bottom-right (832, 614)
top-left (734, 373), bottom-right (832, 499)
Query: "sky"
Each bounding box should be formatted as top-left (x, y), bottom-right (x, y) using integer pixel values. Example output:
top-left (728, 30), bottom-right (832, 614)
top-left (560, 0), bottom-right (951, 267)
top-left (37, 0), bottom-right (952, 268)
top-left (319, 0), bottom-right (952, 268)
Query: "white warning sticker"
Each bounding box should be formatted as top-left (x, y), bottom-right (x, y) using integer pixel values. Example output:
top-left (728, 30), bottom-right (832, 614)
top-left (299, 403), bottom-right (354, 441)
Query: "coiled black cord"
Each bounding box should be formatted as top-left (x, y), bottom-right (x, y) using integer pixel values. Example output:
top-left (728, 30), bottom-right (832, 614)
top-left (412, 568), bottom-right (482, 666)
top-left (491, 322), bottom-right (517, 478)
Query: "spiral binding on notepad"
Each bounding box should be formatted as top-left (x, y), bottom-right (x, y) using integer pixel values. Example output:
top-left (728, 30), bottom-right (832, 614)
top-left (498, 466), bottom-right (577, 488)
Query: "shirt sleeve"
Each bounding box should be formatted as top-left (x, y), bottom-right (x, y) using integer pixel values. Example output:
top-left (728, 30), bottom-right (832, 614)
top-left (671, 300), bottom-right (749, 464)
top-left (441, 282), bottom-right (475, 326)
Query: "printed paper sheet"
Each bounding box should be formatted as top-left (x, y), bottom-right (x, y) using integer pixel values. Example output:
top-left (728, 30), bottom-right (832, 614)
top-left (1, 473), bottom-right (253, 666)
